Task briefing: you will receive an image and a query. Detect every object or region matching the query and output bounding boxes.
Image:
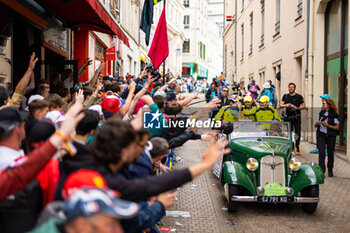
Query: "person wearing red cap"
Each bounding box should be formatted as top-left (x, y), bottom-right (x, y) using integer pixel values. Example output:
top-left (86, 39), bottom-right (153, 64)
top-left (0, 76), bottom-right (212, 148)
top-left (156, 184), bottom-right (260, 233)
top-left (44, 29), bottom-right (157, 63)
top-left (35, 169), bottom-right (176, 233)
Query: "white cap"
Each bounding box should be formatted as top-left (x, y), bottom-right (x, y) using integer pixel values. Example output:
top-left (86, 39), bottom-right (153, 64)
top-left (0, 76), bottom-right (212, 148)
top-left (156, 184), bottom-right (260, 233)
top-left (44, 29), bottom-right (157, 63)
top-left (89, 104), bottom-right (103, 116)
top-left (46, 110), bottom-right (66, 125)
top-left (263, 82), bottom-right (271, 89)
top-left (28, 94), bottom-right (44, 105)
top-left (154, 91), bottom-right (166, 98)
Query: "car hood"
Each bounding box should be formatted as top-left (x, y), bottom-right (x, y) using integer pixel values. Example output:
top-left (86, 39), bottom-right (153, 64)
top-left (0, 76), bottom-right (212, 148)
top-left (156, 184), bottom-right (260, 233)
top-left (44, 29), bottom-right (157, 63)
top-left (229, 137), bottom-right (292, 158)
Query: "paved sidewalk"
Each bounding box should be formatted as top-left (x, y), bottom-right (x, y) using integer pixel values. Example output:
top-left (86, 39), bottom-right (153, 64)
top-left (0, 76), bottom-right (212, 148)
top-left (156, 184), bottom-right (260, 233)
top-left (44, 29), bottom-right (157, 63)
top-left (161, 139), bottom-right (350, 233)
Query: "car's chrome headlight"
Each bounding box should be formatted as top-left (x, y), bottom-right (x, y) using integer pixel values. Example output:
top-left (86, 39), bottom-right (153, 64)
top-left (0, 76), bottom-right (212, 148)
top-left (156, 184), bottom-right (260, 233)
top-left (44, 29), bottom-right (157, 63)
top-left (246, 158), bottom-right (259, 171)
top-left (289, 158), bottom-right (301, 171)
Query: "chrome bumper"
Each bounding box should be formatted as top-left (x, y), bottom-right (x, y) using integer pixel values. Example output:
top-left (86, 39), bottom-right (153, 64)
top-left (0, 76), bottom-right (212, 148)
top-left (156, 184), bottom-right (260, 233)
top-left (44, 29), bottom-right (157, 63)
top-left (293, 197), bottom-right (319, 203)
top-left (231, 196), bottom-right (319, 203)
top-left (231, 196), bottom-right (257, 202)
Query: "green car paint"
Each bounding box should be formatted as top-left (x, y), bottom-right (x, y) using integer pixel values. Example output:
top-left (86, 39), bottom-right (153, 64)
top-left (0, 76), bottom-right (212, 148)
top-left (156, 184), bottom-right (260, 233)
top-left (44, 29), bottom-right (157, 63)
top-left (289, 163), bottom-right (324, 194)
top-left (223, 161), bottom-right (257, 195)
top-left (223, 136), bottom-right (324, 197)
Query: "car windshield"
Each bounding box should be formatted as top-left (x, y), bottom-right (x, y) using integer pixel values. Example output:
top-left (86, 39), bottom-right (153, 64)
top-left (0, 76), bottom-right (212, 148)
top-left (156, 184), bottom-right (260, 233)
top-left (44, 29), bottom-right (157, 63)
top-left (228, 121), bottom-right (291, 140)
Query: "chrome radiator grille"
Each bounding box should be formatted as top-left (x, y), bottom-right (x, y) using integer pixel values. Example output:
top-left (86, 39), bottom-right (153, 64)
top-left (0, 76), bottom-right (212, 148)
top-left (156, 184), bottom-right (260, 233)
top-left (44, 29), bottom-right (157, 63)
top-left (260, 156), bottom-right (285, 186)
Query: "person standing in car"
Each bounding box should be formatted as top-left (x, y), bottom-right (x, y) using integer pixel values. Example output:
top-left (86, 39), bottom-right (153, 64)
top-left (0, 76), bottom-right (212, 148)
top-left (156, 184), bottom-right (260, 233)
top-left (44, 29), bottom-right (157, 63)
top-left (280, 83), bottom-right (306, 155)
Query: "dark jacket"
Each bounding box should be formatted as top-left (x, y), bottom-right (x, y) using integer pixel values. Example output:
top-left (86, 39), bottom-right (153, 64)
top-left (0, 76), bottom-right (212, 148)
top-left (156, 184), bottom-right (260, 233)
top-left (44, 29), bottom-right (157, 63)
top-left (129, 151), bottom-right (154, 179)
top-left (158, 116), bottom-right (200, 141)
top-left (168, 129), bottom-right (201, 149)
top-left (54, 141), bottom-right (192, 202)
top-left (205, 88), bottom-right (218, 102)
top-left (317, 110), bottom-right (339, 137)
top-left (0, 180), bottom-right (43, 233)
top-left (219, 96), bottom-right (230, 107)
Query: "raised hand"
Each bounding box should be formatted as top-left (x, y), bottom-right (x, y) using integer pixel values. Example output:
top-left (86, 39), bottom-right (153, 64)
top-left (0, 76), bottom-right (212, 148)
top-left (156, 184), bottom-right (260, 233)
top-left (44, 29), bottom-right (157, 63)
top-left (58, 101), bottom-right (85, 138)
top-left (28, 52), bottom-right (39, 71)
top-left (76, 89), bottom-right (84, 104)
top-left (201, 137), bottom-right (230, 168)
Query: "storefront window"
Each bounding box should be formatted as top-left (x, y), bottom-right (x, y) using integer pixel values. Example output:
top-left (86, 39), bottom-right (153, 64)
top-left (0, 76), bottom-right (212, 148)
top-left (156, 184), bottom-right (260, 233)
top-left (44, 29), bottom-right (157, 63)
top-left (326, 0), bottom-right (341, 56)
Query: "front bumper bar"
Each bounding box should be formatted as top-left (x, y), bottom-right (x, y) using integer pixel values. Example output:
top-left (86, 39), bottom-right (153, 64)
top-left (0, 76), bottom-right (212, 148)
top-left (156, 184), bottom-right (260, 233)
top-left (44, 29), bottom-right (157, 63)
top-left (231, 196), bottom-right (319, 203)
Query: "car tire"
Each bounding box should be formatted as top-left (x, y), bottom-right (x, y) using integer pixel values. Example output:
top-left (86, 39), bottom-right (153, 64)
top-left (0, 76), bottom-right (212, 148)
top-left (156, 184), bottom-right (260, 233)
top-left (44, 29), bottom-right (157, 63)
top-left (301, 185), bottom-right (319, 214)
top-left (228, 184), bottom-right (239, 213)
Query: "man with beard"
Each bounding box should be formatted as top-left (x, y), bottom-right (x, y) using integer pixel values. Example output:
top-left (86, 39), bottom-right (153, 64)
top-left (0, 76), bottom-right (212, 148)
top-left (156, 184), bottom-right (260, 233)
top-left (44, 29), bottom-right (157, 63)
top-left (280, 83), bottom-right (306, 154)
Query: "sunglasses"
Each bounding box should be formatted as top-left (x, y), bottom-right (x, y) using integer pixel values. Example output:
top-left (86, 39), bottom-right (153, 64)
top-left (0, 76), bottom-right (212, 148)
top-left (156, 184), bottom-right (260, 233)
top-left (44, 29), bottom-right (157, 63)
top-left (222, 90), bottom-right (228, 92)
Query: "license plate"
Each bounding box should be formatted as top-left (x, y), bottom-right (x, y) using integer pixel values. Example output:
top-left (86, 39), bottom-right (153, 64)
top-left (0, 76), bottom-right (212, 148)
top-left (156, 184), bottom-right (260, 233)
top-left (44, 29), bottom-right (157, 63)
top-left (258, 196), bottom-right (293, 203)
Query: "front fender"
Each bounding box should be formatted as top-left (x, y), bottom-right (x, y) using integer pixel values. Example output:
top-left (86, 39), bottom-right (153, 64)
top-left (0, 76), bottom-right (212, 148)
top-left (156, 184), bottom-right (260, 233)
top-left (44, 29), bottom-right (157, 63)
top-left (223, 161), bottom-right (256, 195)
top-left (289, 163), bottom-right (324, 195)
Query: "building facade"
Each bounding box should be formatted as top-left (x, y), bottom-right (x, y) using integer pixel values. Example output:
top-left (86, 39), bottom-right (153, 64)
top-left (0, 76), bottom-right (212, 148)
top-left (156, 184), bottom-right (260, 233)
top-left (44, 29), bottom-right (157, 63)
top-left (181, 0), bottom-right (210, 80)
top-left (224, 0), bottom-right (307, 102)
top-left (308, 0), bottom-right (348, 154)
top-left (0, 0), bottom-right (129, 86)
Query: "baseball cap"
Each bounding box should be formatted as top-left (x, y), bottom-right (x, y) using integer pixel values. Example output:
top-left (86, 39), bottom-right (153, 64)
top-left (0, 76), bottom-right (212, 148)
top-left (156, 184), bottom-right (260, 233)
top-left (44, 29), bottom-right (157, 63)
top-left (28, 119), bottom-right (56, 147)
top-left (166, 92), bottom-right (176, 101)
top-left (101, 96), bottom-right (122, 116)
top-left (243, 96), bottom-right (253, 102)
top-left (0, 107), bottom-right (28, 132)
top-left (28, 94), bottom-right (44, 105)
top-left (63, 187), bottom-right (139, 220)
top-left (229, 95), bottom-right (240, 102)
top-left (109, 76), bottom-right (117, 81)
top-left (263, 82), bottom-right (271, 89)
top-left (259, 95), bottom-right (270, 103)
top-left (46, 110), bottom-right (66, 125)
top-left (63, 169), bottom-right (108, 200)
top-left (89, 104), bottom-right (103, 116)
top-left (320, 94), bottom-right (330, 99)
top-left (154, 91), bottom-right (167, 99)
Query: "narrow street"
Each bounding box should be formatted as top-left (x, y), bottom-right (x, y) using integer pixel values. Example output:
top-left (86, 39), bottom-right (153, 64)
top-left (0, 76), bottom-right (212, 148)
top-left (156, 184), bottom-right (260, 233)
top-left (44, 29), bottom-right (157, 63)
top-left (161, 96), bottom-right (350, 233)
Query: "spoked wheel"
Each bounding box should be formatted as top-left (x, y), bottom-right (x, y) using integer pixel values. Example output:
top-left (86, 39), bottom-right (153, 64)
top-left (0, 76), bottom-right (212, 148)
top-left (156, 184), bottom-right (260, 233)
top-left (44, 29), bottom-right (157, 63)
top-left (301, 185), bottom-right (319, 214)
top-left (228, 184), bottom-right (240, 213)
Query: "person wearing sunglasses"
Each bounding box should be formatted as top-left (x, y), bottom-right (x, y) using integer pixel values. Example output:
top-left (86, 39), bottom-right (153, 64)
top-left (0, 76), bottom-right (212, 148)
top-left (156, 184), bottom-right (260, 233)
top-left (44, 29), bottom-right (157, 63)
top-left (315, 98), bottom-right (339, 177)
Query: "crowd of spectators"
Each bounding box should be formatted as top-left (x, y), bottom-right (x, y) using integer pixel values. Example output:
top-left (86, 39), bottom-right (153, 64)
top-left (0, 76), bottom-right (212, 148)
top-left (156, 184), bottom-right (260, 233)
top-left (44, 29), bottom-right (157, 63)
top-left (0, 53), bottom-right (230, 233)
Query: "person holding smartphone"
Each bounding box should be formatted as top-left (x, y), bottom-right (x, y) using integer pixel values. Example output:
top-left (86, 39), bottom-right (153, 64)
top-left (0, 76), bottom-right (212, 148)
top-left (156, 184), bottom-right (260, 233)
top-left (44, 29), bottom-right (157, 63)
top-left (315, 98), bottom-right (339, 177)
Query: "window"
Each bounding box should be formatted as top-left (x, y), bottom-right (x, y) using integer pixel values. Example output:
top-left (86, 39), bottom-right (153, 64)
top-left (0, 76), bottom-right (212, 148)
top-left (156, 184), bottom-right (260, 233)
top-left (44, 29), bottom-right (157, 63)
top-left (183, 40), bottom-right (190, 53)
top-left (184, 15), bottom-right (190, 29)
top-left (184, 0), bottom-right (189, 8)
top-left (109, 0), bottom-right (120, 22)
top-left (261, 1), bottom-right (265, 45)
top-left (203, 44), bottom-right (206, 59)
top-left (275, 0), bottom-right (280, 34)
top-left (241, 24), bottom-right (244, 60)
top-left (250, 14), bottom-right (253, 54)
top-left (200, 42), bottom-right (203, 58)
top-left (297, 0), bottom-right (303, 17)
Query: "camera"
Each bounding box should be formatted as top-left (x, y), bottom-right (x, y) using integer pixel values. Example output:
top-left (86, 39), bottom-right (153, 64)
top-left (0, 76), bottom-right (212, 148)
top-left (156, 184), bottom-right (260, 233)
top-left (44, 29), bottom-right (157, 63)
top-left (144, 64), bottom-right (162, 81)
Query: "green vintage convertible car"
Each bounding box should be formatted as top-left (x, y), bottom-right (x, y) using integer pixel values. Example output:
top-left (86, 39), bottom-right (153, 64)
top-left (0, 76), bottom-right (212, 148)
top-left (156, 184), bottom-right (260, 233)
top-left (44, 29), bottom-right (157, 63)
top-left (212, 121), bottom-right (324, 214)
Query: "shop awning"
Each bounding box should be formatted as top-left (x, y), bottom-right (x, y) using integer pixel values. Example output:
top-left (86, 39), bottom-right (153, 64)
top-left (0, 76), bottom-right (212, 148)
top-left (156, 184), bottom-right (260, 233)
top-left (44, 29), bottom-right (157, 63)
top-left (197, 76), bottom-right (208, 79)
top-left (36, 0), bottom-right (129, 47)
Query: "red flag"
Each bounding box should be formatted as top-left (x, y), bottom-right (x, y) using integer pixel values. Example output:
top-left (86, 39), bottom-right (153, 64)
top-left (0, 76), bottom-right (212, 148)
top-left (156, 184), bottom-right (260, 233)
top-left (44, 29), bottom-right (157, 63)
top-left (148, 4), bottom-right (169, 70)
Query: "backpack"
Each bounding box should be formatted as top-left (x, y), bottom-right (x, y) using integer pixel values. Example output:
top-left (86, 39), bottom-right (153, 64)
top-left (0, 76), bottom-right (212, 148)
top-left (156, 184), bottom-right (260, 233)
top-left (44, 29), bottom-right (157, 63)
top-left (248, 83), bottom-right (258, 92)
top-left (262, 89), bottom-right (275, 104)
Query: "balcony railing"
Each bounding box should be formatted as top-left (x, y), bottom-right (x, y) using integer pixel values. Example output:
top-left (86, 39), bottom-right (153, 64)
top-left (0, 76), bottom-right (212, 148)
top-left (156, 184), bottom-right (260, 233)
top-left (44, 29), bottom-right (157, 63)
top-left (275, 21), bottom-right (280, 34)
top-left (261, 34), bottom-right (264, 45)
top-left (297, 1), bottom-right (303, 17)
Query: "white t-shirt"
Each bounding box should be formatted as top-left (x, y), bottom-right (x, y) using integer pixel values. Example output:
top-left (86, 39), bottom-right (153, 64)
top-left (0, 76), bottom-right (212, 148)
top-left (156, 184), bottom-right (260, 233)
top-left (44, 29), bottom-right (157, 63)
top-left (63, 78), bottom-right (73, 90)
top-left (0, 146), bottom-right (25, 172)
